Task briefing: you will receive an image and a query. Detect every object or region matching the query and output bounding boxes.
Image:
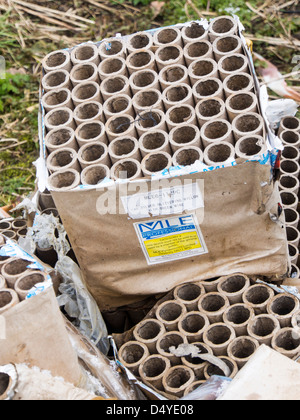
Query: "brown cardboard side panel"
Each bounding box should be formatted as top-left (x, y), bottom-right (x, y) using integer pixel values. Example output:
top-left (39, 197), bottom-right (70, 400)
top-left (52, 162), bottom-right (289, 310)
top-left (0, 287), bottom-right (82, 385)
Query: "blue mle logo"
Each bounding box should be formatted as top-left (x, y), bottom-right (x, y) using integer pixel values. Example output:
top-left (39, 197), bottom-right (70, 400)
top-left (138, 215), bottom-right (195, 240)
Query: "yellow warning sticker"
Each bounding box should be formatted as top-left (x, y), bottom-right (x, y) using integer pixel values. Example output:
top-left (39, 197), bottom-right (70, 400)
top-left (134, 214), bottom-right (208, 265)
top-left (145, 232), bottom-right (202, 258)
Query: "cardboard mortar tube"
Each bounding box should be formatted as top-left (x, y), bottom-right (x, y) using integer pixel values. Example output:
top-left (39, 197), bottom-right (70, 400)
top-left (223, 303), bottom-right (255, 336)
top-left (217, 274), bottom-right (251, 305)
top-left (181, 342), bottom-right (213, 380)
top-left (42, 69), bottom-right (71, 92)
top-left (129, 69), bottom-right (160, 95)
top-left (287, 225), bottom-right (300, 248)
top-left (1, 231), bottom-right (17, 241)
top-left (103, 95), bottom-right (134, 119)
top-left (155, 300), bottom-right (187, 332)
top-left (11, 218), bottom-right (27, 231)
top-left (280, 159), bottom-right (300, 178)
top-left (155, 45), bottom-right (185, 72)
top-left (0, 221), bottom-right (11, 232)
top-left (247, 314), bottom-right (281, 346)
top-left (288, 236), bottom-right (299, 265)
top-left (75, 121), bottom-right (107, 147)
top-left (118, 341), bottom-right (150, 376)
top-left (208, 15), bottom-right (238, 42)
top-left (141, 151), bottom-right (172, 178)
top-left (70, 63), bottom-right (99, 87)
top-left (0, 289), bottom-right (19, 314)
top-left (284, 208), bottom-right (300, 229)
top-left (267, 293), bottom-right (300, 328)
top-left (280, 130), bottom-right (300, 148)
top-left (139, 355), bottom-right (171, 392)
top-left (193, 77), bottom-right (224, 102)
top-left (0, 275), bottom-right (7, 289)
top-left (105, 114), bottom-right (137, 142)
top-left (47, 168), bottom-right (81, 192)
top-left (156, 331), bottom-right (188, 366)
top-left (42, 88), bottom-right (73, 113)
top-left (201, 119), bottom-right (234, 148)
top-left (98, 57), bottom-right (128, 81)
top-left (133, 319), bottom-right (166, 354)
top-left (159, 64), bottom-right (189, 91)
top-left (280, 190), bottom-right (298, 211)
top-left (188, 58), bottom-right (219, 86)
top-left (153, 27), bottom-right (183, 48)
top-left (0, 255), bottom-right (11, 271)
top-left (44, 107), bottom-right (75, 132)
top-left (81, 164), bottom-right (110, 186)
top-left (218, 55), bottom-right (250, 81)
top-left (281, 145), bottom-right (300, 162)
top-left (242, 284), bottom-right (275, 315)
top-left (183, 40), bottom-right (213, 66)
top-left (200, 278), bottom-right (221, 293)
top-left (162, 366), bottom-right (195, 398)
top-left (98, 38), bottom-right (127, 61)
top-left (162, 83), bottom-right (194, 110)
top-left (278, 116), bottom-right (300, 135)
top-left (1, 258), bottom-right (32, 289)
top-left (108, 137), bottom-right (141, 164)
top-left (184, 381), bottom-right (206, 397)
top-left (182, 22), bottom-right (208, 45)
top-left (78, 142), bottom-right (111, 169)
top-left (70, 43), bottom-right (100, 66)
top-left (132, 89), bottom-right (164, 114)
top-left (14, 271), bottom-right (48, 301)
top-left (136, 109), bottom-right (167, 136)
top-left (73, 101), bottom-right (104, 126)
top-left (178, 311), bottom-right (210, 343)
top-left (169, 124), bottom-right (202, 153)
top-left (195, 97), bottom-right (227, 127)
top-left (227, 336), bottom-right (259, 369)
top-left (111, 158), bottom-right (142, 181)
top-left (42, 50), bottom-right (72, 73)
top-left (232, 113), bottom-right (264, 141)
top-left (166, 104), bottom-right (197, 131)
top-left (139, 130), bottom-right (171, 158)
top-left (198, 292), bottom-right (230, 324)
top-left (45, 127), bottom-right (78, 154)
top-left (126, 50), bottom-right (157, 75)
top-left (37, 189), bottom-right (56, 211)
top-left (223, 72), bottom-right (254, 98)
top-left (126, 31), bottom-right (153, 54)
top-left (172, 146), bottom-right (204, 167)
top-left (204, 356), bottom-right (238, 380)
top-left (235, 136), bottom-right (267, 160)
top-left (71, 81), bottom-right (102, 107)
top-left (271, 328), bottom-right (300, 359)
top-left (203, 323), bottom-right (236, 357)
top-left (203, 142), bottom-right (236, 167)
top-left (225, 92), bottom-right (258, 122)
top-left (212, 35), bottom-right (243, 62)
top-left (47, 147), bottom-right (80, 173)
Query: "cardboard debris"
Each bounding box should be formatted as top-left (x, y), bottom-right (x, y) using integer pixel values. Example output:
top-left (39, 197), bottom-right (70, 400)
top-left (218, 345), bottom-right (300, 400)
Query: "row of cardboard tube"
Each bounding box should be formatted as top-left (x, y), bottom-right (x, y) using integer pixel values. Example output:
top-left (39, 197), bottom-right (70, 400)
top-left (117, 274), bottom-right (300, 397)
top-left (278, 116), bottom-right (300, 278)
top-left (0, 235), bottom-right (49, 309)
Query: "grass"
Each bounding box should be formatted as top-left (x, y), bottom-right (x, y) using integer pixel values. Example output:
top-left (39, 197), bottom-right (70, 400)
top-left (0, 0), bottom-right (299, 207)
